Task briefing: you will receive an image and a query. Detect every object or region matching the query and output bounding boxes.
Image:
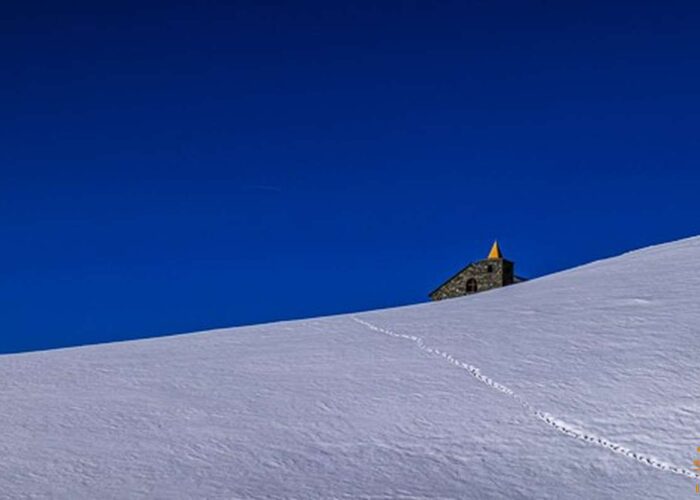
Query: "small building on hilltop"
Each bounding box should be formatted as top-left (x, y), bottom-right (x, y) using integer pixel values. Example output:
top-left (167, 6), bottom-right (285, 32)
top-left (429, 241), bottom-right (526, 300)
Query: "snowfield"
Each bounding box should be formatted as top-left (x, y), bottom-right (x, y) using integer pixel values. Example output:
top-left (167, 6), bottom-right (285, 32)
top-left (1, 238), bottom-right (699, 499)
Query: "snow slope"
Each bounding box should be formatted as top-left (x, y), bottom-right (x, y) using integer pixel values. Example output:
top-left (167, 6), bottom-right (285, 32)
top-left (1, 237), bottom-right (699, 499)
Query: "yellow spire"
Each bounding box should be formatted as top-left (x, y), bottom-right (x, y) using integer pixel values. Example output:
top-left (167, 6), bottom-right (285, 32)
top-left (487, 240), bottom-right (503, 259)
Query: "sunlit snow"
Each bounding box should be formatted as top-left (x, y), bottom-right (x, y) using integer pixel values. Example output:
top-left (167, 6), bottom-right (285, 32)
top-left (1, 237), bottom-right (698, 498)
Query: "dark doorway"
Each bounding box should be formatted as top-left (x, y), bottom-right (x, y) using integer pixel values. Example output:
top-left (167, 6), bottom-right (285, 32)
top-left (466, 278), bottom-right (478, 293)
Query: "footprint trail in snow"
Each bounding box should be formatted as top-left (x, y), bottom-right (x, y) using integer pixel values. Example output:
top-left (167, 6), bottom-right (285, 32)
top-left (351, 316), bottom-right (698, 481)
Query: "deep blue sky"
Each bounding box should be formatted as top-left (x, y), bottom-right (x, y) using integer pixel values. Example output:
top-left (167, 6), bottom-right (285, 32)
top-left (2, 1), bottom-right (699, 353)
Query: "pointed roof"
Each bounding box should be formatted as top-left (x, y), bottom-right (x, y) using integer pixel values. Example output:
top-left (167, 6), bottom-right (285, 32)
top-left (427, 240), bottom-right (515, 298)
top-left (487, 240), bottom-right (503, 260)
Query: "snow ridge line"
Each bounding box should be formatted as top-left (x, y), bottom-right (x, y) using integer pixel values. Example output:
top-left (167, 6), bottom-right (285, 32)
top-left (351, 316), bottom-right (698, 480)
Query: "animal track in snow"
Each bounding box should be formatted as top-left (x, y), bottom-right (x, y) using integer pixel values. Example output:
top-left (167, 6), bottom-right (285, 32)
top-left (351, 316), bottom-right (698, 481)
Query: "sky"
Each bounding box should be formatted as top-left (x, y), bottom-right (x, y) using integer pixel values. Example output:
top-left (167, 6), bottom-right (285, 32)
top-left (1, 0), bottom-right (699, 354)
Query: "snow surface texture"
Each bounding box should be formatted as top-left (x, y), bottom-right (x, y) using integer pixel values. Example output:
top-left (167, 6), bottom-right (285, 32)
top-left (1, 237), bottom-right (699, 499)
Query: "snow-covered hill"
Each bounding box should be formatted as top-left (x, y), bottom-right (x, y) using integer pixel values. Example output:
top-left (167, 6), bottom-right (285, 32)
top-left (1, 237), bottom-right (699, 499)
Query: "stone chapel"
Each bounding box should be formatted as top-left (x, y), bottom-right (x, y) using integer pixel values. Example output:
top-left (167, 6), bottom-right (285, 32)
top-left (429, 241), bottom-right (526, 300)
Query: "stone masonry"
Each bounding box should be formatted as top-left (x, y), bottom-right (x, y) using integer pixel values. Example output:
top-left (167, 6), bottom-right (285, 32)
top-left (429, 242), bottom-right (522, 300)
